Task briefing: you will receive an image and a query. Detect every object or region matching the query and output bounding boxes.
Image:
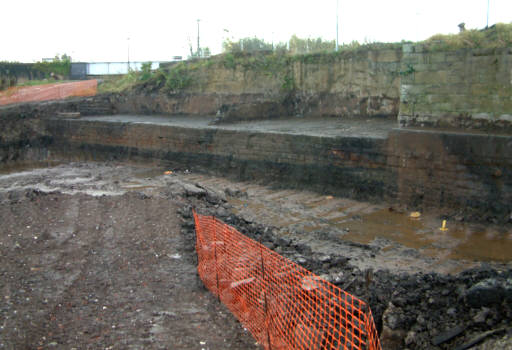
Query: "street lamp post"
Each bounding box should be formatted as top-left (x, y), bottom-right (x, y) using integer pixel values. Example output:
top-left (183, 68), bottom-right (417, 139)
top-left (197, 19), bottom-right (200, 57)
top-left (486, 0), bottom-right (490, 28)
top-left (336, 0), bottom-right (339, 51)
top-left (127, 37), bottom-right (130, 72)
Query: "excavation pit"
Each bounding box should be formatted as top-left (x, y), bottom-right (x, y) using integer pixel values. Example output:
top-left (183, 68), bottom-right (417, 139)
top-left (0, 162), bottom-right (510, 349)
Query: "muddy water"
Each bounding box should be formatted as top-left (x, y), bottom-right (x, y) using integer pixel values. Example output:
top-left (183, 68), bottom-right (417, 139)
top-left (340, 209), bottom-right (512, 262)
top-left (226, 190), bottom-right (512, 266)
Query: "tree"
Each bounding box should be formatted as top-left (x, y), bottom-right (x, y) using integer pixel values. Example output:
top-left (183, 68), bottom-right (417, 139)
top-left (52, 54), bottom-right (71, 63)
top-left (288, 35), bottom-right (335, 55)
top-left (223, 37), bottom-right (273, 53)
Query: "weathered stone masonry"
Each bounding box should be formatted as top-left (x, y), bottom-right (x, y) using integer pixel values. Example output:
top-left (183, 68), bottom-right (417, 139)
top-left (1, 45), bottom-right (511, 220)
top-left (39, 118), bottom-right (512, 221)
top-left (399, 46), bottom-right (512, 129)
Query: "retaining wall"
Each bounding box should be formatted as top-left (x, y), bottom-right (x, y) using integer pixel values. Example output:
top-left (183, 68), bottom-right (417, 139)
top-left (44, 118), bottom-right (395, 202)
top-left (118, 48), bottom-right (403, 120)
top-left (399, 46), bottom-right (512, 130)
top-left (125, 46), bottom-right (512, 130)
top-left (38, 118), bottom-right (512, 221)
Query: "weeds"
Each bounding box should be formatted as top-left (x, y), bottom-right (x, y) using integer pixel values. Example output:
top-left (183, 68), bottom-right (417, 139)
top-left (164, 63), bottom-right (192, 92)
top-left (423, 22), bottom-right (512, 51)
top-left (97, 71), bottom-right (138, 93)
top-left (96, 23), bottom-right (512, 95)
top-left (281, 75), bottom-right (295, 92)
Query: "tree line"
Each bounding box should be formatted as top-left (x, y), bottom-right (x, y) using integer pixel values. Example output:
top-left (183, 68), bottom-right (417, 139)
top-left (221, 35), bottom-right (338, 55)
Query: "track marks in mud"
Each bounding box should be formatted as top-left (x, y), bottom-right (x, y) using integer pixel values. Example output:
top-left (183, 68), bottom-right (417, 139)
top-left (0, 191), bottom-right (258, 349)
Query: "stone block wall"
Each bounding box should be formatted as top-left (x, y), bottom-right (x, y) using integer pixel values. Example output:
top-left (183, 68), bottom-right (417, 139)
top-left (399, 45), bottom-right (512, 130)
top-left (122, 49), bottom-right (402, 120)
top-left (2, 106), bottom-right (510, 221)
top-left (119, 45), bottom-right (512, 129)
top-left (388, 129), bottom-right (512, 221)
top-left (45, 119), bottom-right (395, 201)
top-left (289, 49), bottom-right (402, 117)
top-left (41, 118), bottom-right (511, 221)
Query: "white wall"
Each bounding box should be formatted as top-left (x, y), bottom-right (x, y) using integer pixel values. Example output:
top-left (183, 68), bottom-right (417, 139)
top-left (87, 62), bottom-right (161, 75)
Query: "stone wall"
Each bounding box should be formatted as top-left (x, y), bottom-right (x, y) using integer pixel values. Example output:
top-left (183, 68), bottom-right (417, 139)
top-left (1, 105), bottom-right (510, 222)
top-left (118, 49), bottom-right (403, 120)
top-left (399, 45), bottom-right (512, 130)
top-left (40, 118), bottom-right (511, 222)
top-left (119, 45), bottom-right (512, 130)
top-left (4, 45), bottom-right (512, 130)
top-left (0, 95), bottom-right (115, 163)
top-left (45, 119), bottom-right (395, 202)
top-left (389, 129), bottom-right (512, 221)
top-left (290, 49), bottom-right (401, 118)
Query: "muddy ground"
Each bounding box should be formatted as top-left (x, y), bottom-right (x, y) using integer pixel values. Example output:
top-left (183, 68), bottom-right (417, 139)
top-left (0, 162), bottom-right (511, 349)
top-left (0, 164), bottom-right (258, 350)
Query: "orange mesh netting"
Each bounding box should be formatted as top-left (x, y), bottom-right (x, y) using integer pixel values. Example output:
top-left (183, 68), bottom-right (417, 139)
top-left (0, 80), bottom-right (97, 106)
top-left (194, 211), bottom-right (381, 350)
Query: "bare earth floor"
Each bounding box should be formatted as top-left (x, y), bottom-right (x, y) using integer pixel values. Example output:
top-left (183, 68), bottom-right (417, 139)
top-left (0, 164), bottom-right (258, 350)
top-left (0, 163), bottom-right (510, 349)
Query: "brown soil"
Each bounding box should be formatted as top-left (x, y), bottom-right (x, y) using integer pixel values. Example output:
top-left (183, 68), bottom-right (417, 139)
top-left (0, 165), bottom-right (258, 349)
top-left (0, 162), bottom-right (510, 349)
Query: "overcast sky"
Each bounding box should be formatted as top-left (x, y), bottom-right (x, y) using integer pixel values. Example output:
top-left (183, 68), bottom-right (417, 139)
top-left (2, 0), bottom-right (511, 63)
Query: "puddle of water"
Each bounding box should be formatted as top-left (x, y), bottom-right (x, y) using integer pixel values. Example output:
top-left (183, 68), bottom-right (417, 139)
top-left (228, 194), bottom-right (512, 264)
top-left (341, 209), bottom-right (427, 248)
top-left (337, 209), bottom-right (512, 263)
top-left (446, 229), bottom-right (512, 262)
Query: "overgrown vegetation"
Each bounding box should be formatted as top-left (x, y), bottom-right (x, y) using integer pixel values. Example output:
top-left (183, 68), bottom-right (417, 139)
top-left (96, 23), bottom-right (512, 94)
top-left (97, 61), bottom-right (193, 94)
top-left (96, 71), bottom-right (140, 94)
top-left (33, 54), bottom-right (71, 77)
top-left (164, 63), bottom-right (193, 92)
top-left (0, 54), bottom-right (72, 90)
top-left (288, 35), bottom-right (336, 55)
top-left (223, 37), bottom-right (275, 53)
top-left (423, 22), bottom-right (512, 51)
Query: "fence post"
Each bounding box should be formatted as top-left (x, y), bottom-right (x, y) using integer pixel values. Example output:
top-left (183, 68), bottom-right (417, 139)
top-left (259, 243), bottom-right (272, 350)
top-left (213, 217), bottom-right (220, 301)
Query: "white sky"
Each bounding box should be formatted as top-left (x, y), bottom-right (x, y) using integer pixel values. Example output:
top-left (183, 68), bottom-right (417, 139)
top-left (2, 0), bottom-right (511, 63)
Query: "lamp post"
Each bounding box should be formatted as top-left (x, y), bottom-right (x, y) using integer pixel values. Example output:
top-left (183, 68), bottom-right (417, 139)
top-left (486, 0), bottom-right (490, 28)
top-left (127, 37), bottom-right (130, 72)
top-left (335, 0), bottom-right (339, 51)
top-left (197, 19), bottom-right (200, 57)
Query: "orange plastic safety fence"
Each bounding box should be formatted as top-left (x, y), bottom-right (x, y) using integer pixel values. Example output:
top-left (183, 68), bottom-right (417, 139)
top-left (194, 211), bottom-right (381, 350)
top-left (0, 80), bottom-right (97, 106)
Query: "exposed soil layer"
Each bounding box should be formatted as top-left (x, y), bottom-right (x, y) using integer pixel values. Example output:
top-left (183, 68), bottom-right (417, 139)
top-left (0, 164), bottom-right (258, 350)
top-left (0, 162), bottom-right (511, 349)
